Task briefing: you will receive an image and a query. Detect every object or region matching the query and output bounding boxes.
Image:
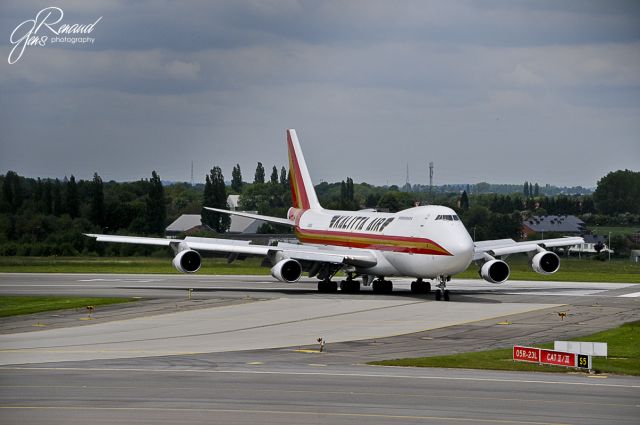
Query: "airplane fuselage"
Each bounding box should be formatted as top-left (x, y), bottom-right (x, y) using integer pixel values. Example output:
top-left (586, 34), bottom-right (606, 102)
top-left (289, 205), bottom-right (475, 278)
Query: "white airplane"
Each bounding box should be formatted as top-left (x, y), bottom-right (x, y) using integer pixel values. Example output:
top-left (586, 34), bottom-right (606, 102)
top-left (87, 129), bottom-right (583, 300)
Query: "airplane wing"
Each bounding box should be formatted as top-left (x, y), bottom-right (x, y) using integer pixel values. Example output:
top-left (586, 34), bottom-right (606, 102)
top-left (473, 236), bottom-right (584, 260)
top-left (85, 234), bottom-right (376, 268)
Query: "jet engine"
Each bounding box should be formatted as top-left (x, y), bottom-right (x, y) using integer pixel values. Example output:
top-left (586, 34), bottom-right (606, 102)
top-left (172, 249), bottom-right (202, 273)
top-left (480, 259), bottom-right (510, 284)
top-left (531, 250), bottom-right (560, 275)
top-left (270, 259), bottom-right (302, 283)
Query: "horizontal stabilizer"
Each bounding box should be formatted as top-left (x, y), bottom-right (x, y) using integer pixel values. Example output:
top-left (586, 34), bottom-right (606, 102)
top-left (203, 207), bottom-right (294, 226)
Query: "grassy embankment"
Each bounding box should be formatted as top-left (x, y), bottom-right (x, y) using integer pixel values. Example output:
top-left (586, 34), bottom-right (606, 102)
top-left (0, 296), bottom-right (137, 317)
top-left (371, 320), bottom-right (640, 376)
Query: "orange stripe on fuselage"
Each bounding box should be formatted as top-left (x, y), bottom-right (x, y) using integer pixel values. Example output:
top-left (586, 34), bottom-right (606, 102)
top-left (295, 227), bottom-right (452, 256)
top-left (287, 132), bottom-right (310, 210)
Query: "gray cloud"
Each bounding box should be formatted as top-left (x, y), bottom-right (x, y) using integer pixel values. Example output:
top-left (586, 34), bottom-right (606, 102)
top-left (1, 0), bottom-right (639, 187)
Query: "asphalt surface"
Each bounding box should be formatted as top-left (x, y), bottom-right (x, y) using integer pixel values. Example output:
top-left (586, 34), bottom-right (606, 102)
top-left (0, 273), bottom-right (638, 424)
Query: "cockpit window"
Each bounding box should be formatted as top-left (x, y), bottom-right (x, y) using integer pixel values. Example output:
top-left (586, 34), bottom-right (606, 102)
top-left (435, 214), bottom-right (460, 221)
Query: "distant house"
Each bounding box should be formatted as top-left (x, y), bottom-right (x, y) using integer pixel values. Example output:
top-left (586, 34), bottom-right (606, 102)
top-left (165, 214), bottom-right (207, 238)
top-left (165, 195), bottom-right (265, 237)
top-left (568, 234), bottom-right (613, 255)
top-left (522, 215), bottom-right (585, 238)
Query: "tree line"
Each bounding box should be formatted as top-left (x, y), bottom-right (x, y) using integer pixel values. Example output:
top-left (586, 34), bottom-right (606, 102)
top-left (0, 166), bottom-right (638, 257)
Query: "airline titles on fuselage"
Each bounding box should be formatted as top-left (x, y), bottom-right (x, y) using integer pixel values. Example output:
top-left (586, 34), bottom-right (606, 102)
top-left (328, 215), bottom-right (395, 232)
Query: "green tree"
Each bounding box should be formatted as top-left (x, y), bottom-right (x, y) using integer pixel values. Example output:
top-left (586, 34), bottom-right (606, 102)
top-left (462, 205), bottom-right (491, 241)
top-left (65, 175), bottom-right (80, 218)
top-left (231, 164), bottom-right (243, 193)
top-left (460, 190), bottom-right (469, 211)
top-left (254, 162), bottom-right (265, 184)
top-left (52, 179), bottom-right (63, 216)
top-left (2, 171), bottom-right (23, 213)
top-left (280, 166), bottom-right (287, 188)
top-left (533, 183), bottom-right (540, 197)
top-left (202, 167), bottom-right (231, 232)
top-left (339, 177), bottom-right (356, 209)
top-left (43, 179), bottom-right (53, 215)
top-left (377, 191), bottom-right (413, 212)
top-left (270, 165), bottom-right (278, 184)
top-left (145, 171), bottom-right (166, 235)
top-left (523, 181), bottom-right (530, 198)
top-left (593, 170), bottom-right (640, 215)
top-left (89, 172), bottom-right (105, 227)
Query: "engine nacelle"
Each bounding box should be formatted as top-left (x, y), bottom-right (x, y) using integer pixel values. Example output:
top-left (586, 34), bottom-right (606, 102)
top-left (172, 249), bottom-right (201, 273)
top-left (270, 259), bottom-right (302, 283)
top-left (480, 259), bottom-right (510, 284)
top-left (531, 250), bottom-right (560, 275)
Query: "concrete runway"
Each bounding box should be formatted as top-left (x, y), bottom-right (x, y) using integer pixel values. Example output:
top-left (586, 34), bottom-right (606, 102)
top-left (0, 273), bottom-right (639, 424)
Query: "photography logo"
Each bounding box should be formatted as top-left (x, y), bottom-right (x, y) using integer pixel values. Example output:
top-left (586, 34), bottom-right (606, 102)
top-left (8, 6), bottom-right (102, 64)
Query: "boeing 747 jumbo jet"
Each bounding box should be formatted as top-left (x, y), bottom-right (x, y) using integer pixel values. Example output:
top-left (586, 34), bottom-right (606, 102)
top-left (87, 129), bottom-right (583, 300)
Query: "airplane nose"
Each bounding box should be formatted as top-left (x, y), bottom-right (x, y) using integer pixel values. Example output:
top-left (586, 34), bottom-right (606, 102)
top-left (448, 231), bottom-right (474, 262)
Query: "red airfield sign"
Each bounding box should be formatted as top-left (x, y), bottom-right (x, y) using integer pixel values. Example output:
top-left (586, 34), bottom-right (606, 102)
top-left (514, 345), bottom-right (580, 368)
top-left (540, 349), bottom-right (576, 367)
top-left (513, 346), bottom-right (540, 363)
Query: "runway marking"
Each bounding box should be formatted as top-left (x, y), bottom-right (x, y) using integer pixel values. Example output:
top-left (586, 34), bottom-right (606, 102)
top-left (1, 366), bottom-right (637, 389)
top-left (504, 290), bottom-right (610, 297)
top-left (619, 291), bottom-right (640, 298)
top-left (0, 385), bottom-right (634, 408)
top-left (0, 405), bottom-right (575, 424)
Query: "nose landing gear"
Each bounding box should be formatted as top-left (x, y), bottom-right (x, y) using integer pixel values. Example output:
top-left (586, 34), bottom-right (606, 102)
top-left (434, 275), bottom-right (450, 301)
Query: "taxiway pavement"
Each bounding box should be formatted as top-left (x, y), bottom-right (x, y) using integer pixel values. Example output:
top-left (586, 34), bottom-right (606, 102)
top-left (0, 273), bottom-right (638, 424)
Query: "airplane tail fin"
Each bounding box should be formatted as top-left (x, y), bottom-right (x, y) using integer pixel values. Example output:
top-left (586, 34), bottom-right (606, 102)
top-left (287, 129), bottom-right (322, 210)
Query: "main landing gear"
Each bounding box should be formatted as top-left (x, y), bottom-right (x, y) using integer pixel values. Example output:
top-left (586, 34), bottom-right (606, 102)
top-left (317, 279), bottom-right (338, 293)
top-left (372, 278), bottom-right (393, 294)
top-left (410, 278), bottom-right (431, 295)
top-left (340, 274), bottom-right (361, 293)
top-left (434, 275), bottom-right (450, 301)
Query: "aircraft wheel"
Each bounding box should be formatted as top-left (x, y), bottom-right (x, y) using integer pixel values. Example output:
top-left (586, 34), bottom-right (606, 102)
top-left (340, 280), bottom-right (360, 293)
top-left (372, 280), bottom-right (382, 293)
top-left (383, 280), bottom-right (393, 294)
top-left (435, 290), bottom-right (442, 301)
top-left (443, 289), bottom-right (450, 301)
top-left (318, 280), bottom-right (337, 293)
top-left (411, 281), bottom-right (431, 294)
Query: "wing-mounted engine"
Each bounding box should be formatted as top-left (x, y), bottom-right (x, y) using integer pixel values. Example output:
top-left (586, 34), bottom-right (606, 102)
top-left (530, 250), bottom-right (560, 275)
top-left (479, 258), bottom-right (510, 284)
top-left (173, 249), bottom-right (202, 273)
top-left (270, 258), bottom-right (303, 283)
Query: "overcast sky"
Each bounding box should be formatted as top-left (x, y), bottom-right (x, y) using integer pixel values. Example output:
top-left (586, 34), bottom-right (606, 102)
top-left (1, 1), bottom-right (639, 187)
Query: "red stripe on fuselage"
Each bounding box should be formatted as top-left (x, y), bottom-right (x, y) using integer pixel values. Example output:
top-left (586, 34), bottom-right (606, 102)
top-left (294, 227), bottom-right (452, 256)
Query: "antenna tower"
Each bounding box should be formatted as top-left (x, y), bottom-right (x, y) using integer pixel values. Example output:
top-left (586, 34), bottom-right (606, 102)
top-left (405, 163), bottom-right (410, 186)
top-left (429, 161), bottom-right (434, 192)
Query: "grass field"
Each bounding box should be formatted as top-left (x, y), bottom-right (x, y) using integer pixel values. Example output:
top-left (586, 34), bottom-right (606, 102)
top-left (0, 296), bottom-right (137, 317)
top-left (587, 225), bottom-right (640, 238)
top-left (370, 320), bottom-right (640, 376)
top-left (456, 256), bottom-right (640, 283)
top-left (0, 255), bottom-right (638, 282)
